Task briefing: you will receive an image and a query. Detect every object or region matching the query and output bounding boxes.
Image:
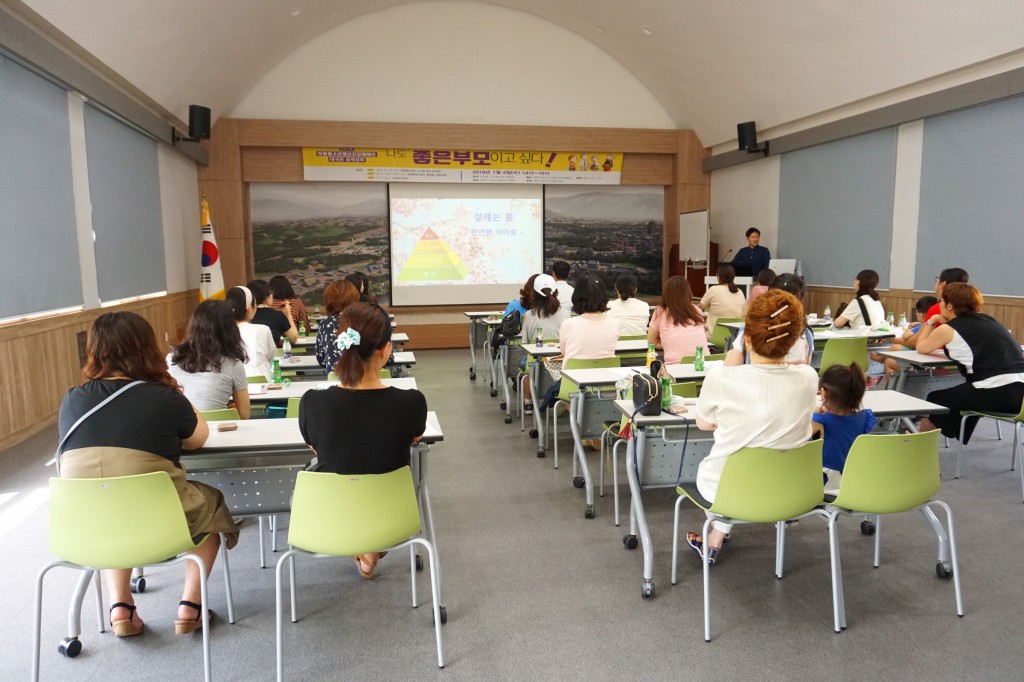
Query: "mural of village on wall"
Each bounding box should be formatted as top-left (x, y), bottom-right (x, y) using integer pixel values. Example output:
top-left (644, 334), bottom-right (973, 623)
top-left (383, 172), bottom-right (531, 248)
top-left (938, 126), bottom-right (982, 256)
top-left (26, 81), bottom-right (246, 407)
top-left (251, 183), bottom-right (664, 306)
top-left (544, 185), bottom-right (664, 298)
top-left (251, 183), bottom-right (391, 306)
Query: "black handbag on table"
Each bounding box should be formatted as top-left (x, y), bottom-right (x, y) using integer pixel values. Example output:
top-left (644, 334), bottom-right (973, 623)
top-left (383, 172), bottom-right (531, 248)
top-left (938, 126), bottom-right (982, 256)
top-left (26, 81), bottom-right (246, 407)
top-left (632, 362), bottom-right (663, 417)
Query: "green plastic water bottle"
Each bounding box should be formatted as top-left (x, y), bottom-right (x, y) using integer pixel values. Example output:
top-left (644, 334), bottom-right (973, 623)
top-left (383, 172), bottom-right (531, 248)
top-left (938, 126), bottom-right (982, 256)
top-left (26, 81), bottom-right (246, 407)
top-left (694, 346), bottom-right (705, 372)
top-left (298, 320), bottom-right (306, 336)
top-left (272, 357), bottom-right (282, 383)
top-left (661, 377), bottom-right (672, 410)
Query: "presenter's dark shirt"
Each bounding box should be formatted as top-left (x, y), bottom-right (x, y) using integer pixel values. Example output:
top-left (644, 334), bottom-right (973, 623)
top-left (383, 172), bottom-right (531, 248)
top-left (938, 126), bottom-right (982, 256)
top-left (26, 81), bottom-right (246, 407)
top-left (299, 386), bottom-right (427, 475)
top-left (732, 246), bottom-right (772, 277)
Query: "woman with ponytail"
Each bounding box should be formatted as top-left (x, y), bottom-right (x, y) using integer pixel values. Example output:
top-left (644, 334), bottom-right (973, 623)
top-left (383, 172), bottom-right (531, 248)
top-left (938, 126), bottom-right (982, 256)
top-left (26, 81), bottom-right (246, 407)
top-left (298, 302), bottom-right (427, 580)
top-left (700, 263), bottom-right (746, 340)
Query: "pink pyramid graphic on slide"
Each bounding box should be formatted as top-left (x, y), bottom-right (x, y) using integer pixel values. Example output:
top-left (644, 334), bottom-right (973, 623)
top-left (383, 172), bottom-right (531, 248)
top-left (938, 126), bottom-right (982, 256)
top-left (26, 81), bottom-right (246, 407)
top-left (397, 227), bottom-right (469, 282)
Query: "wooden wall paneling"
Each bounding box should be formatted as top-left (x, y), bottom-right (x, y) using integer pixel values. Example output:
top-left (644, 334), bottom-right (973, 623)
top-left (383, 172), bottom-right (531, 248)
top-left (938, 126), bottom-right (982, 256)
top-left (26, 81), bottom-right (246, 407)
top-left (242, 147), bottom-right (304, 182)
top-left (621, 153), bottom-right (673, 185)
top-left (234, 120), bottom-right (681, 153)
top-left (198, 180), bottom-right (247, 239)
top-left (199, 118), bottom-right (241, 181)
top-left (216, 237), bottom-right (251, 289)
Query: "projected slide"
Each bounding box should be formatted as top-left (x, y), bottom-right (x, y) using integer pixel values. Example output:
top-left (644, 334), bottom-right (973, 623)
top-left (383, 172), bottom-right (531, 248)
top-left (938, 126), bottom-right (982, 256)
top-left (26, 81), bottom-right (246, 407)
top-left (390, 184), bottom-right (543, 305)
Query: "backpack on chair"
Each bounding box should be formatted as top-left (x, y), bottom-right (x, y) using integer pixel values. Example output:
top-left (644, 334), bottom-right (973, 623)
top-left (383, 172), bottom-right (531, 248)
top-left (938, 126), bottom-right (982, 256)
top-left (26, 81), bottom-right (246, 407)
top-left (490, 309), bottom-right (522, 359)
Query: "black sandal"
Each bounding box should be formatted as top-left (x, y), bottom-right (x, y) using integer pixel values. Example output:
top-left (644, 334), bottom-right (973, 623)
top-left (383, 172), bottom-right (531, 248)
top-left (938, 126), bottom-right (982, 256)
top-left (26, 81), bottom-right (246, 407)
top-left (175, 600), bottom-right (215, 635)
top-left (109, 602), bottom-right (144, 637)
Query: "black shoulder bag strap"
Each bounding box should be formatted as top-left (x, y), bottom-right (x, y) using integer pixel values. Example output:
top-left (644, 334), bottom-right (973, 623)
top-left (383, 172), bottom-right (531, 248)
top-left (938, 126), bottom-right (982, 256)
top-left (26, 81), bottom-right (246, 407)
top-left (53, 380), bottom-right (145, 474)
top-left (856, 296), bottom-right (872, 327)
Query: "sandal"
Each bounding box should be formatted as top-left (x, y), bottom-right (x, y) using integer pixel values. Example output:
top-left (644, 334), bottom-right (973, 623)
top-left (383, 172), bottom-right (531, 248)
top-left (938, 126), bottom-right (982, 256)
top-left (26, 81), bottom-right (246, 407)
top-left (175, 600), bottom-right (215, 635)
top-left (353, 554), bottom-right (377, 580)
top-left (109, 602), bottom-right (144, 638)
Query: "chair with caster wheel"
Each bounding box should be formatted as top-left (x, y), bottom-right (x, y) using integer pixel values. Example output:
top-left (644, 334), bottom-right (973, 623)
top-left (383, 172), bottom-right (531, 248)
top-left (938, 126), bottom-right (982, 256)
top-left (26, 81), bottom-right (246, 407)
top-left (275, 467), bottom-right (445, 679)
top-left (820, 430), bottom-right (963, 631)
top-left (955, 399), bottom-right (1024, 501)
top-left (32, 471), bottom-right (235, 682)
top-left (670, 440), bottom-right (830, 641)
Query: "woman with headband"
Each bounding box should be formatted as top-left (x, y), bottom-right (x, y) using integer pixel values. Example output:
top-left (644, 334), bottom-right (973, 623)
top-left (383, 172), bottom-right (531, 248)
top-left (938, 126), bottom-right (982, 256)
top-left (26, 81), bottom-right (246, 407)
top-left (226, 286), bottom-right (276, 380)
top-left (298, 302), bottom-right (427, 580)
top-left (686, 289), bottom-right (818, 565)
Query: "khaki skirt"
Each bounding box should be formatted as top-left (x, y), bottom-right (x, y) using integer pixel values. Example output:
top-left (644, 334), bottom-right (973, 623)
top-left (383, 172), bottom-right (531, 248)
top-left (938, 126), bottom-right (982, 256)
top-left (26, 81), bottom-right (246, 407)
top-left (60, 447), bottom-right (239, 549)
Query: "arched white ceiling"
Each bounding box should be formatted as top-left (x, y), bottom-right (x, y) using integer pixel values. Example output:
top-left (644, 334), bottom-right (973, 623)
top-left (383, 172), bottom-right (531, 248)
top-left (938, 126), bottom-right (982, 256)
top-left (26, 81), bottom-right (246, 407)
top-left (20, 0), bottom-right (1024, 146)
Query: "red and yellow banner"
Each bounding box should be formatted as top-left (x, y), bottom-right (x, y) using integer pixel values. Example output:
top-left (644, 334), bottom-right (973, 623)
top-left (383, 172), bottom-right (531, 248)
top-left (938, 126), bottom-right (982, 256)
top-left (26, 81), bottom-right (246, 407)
top-left (303, 148), bottom-right (623, 185)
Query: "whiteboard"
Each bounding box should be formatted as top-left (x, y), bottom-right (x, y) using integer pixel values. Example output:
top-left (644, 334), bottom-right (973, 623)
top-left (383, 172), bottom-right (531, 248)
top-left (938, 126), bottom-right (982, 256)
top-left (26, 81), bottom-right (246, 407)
top-left (678, 210), bottom-right (709, 262)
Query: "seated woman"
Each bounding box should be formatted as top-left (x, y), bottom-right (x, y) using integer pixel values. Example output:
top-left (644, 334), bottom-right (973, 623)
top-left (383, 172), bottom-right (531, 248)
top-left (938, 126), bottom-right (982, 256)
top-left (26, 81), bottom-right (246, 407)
top-left (227, 286), bottom-right (275, 379)
top-left (606, 273), bottom-right (650, 337)
top-left (918, 283), bottom-right (1024, 444)
top-left (559, 275), bottom-right (620, 360)
top-left (268, 274), bottom-right (311, 330)
top-left (300, 302), bottom-right (427, 579)
top-left (687, 290), bottom-right (818, 564)
top-left (521, 274), bottom-right (570, 414)
top-left (833, 269), bottom-right (885, 330)
top-left (746, 268), bottom-right (776, 305)
top-left (248, 278), bottom-right (297, 347)
top-left (876, 295), bottom-right (938, 383)
top-left (648, 276), bottom-right (708, 364)
top-left (315, 280), bottom-right (361, 371)
top-left (700, 264), bottom-right (746, 341)
top-left (345, 271), bottom-right (378, 305)
top-left (724, 273), bottom-right (814, 366)
top-left (168, 299), bottom-right (251, 417)
top-left (58, 312), bottom-right (238, 637)
top-left (503, 275), bottom-right (533, 319)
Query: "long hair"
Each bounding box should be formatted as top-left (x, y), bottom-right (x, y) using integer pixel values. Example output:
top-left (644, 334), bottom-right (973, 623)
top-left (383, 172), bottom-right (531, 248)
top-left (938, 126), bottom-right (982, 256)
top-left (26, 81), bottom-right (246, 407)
top-left (660, 276), bottom-right (703, 327)
top-left (170, 300), bottom-right (247, 373)
top-left (519, 274), bottom-right (539, 309)
top-left (744, 290), bottom-right (804, 360)
top-left (531, 285), bottom-right (561, 318)
top-left (324, 280), bottom-right (360, 316)
top-left (334, 303), bottom-right (393, 386)
top-left (854, 269), bottom-right (880, 300)
top-left (269, 275), bottom-right (296, 300)
top-left (615, 273), bottom-right (638, 300)
top-left (717, 264), bottom-right (739, 294)
top-left (819, 364), bottom-right (867, 414)
top-left (571, 275), bottom-right (609, 314)
top-left (83, 312), bottom-right (178, 390)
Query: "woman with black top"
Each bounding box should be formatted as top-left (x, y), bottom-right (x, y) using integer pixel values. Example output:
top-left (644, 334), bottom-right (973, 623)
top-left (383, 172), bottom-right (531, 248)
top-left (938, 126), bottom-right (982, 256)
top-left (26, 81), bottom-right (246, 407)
top-left (247, 278), bottom-right (298, 347)
top-left (58, 312), bottom-right (238, 638)
top-left (299, 302), bottom-right (427, 579)
top-left (917, 283), bottom-right (1024, 443)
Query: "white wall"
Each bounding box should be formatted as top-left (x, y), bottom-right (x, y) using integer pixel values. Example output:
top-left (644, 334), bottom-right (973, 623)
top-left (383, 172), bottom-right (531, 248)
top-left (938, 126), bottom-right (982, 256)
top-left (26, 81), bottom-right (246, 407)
top-left (158, 145), bottom-right (201, 294)
top-left (708, 156), bottom-right (780, 259)
top-left (231, 1), bottom-right (675, 129)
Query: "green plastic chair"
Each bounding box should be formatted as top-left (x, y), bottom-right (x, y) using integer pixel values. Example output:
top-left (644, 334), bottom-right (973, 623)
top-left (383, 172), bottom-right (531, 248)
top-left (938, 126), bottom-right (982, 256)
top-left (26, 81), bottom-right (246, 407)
top-left (956, 400), bottom-right (1024, 500)
top-left (285, 397), bottom-right (301, 418)
top-left (33, 472), bottom-right (234, 681)
top-left (670, 440), bottom-right (826, 641)
top-left (678, 352), bottom-right (727, 364)
top-left (821, 431), bottom-right (963, 632)
top-left (275, 468), bottom-right (444, 676)
top-left (709, 317), bottom-right (744, 352)
top-left (248, 375), bottom-right (269, 384)
top-left (818, 336), bottom-right (868, 375)
top-left (380, 368), bottom-right (392, 379)
top-left (200, 408), bottom-right (241, 421)
top-left (552, 357), bottom-right (621, 471)
top-left (617, 334), bottom-right (650, 366)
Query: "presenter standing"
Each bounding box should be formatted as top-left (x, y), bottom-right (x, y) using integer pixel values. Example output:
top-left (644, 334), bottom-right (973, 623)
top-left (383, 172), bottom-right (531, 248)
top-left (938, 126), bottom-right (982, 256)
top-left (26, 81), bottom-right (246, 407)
top-left (731, 227), bottom-right (771, 278)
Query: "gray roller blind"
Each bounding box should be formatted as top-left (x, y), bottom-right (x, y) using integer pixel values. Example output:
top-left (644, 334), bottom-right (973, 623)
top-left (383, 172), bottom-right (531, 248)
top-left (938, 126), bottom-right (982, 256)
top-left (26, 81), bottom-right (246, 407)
top-left (0, 55), bottom-right (81, 318)
top-left (917, 95), bottom-right (1024, 296)
top-left (84, 103), bottom-right (165, 302)
top-left (778, 128), bottom-right (897, 288)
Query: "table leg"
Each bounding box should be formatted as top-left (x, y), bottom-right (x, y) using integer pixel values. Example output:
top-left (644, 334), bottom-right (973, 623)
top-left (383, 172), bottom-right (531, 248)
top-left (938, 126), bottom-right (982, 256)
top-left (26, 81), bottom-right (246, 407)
top-left (625, 429), bottom-right (655, 597)
top-left (531, 360), bottom-right (545, 456)
top-left (570, 393), bottom-right (595, 518)
top-left (413, 444), bottom-right (443, 603)
top-left (499, 345), bottom-right (512, 424)
top-left (468, 320), bottom-right (477, 380)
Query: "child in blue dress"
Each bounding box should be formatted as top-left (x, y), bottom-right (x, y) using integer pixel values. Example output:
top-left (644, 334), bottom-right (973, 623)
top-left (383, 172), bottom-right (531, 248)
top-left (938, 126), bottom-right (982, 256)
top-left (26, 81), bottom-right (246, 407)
top-left (812, 363), bottom-right (877, 494)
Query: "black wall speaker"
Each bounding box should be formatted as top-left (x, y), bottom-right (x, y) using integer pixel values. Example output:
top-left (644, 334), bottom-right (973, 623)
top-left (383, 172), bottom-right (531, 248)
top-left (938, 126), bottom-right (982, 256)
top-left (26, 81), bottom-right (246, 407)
top-left (737, 121), bottom-right (758, 152)
top-left (188, 105), bottom-right (211, 140)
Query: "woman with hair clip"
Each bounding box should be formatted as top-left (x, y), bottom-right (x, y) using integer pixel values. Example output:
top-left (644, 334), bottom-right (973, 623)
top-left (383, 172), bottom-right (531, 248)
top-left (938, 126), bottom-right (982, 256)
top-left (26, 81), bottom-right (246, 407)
top-left (686, 290), bottom-right (818, 565)
top-left (917, 282), bottom-right (1024, 444)
top-left (58, 312), bottom-right (238, 637)
top-left (648, 276), bottom-right (709, 364)
top-left (724, 273), bottom-right (814, 366)
top-left (168, 299), bottom-right (251, 417)
top-left (606, 272), bottom-right (650, 336)
top-left (227, 285), bottom-right (276, 379)
top-left (299, 302), bottom-right (427, 580)
top-left (833, 269), bottom-right (885, 330)
top-left (700, 263), bottom-right (746, 340)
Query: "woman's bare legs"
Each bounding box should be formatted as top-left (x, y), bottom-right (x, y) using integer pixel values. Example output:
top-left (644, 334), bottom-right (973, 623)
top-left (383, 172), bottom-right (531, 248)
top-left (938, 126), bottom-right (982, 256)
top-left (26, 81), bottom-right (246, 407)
top-left (177, 534), bottom-right (221, 620)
